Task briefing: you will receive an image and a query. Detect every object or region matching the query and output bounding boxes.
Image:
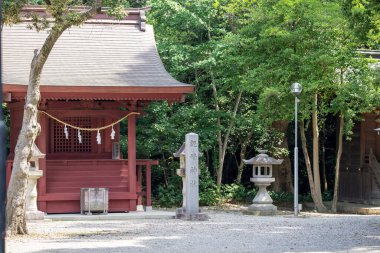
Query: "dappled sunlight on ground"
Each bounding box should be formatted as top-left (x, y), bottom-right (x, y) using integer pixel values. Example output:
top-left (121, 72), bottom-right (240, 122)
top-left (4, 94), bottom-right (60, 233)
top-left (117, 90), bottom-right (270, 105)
top-left (6, 212), bottom-right (380, 253)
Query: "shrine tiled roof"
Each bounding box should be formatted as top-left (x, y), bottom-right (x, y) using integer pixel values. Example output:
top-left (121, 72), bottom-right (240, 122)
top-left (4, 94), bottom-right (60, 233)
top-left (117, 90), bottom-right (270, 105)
top-left (2, 16), bottom-right (192, 89)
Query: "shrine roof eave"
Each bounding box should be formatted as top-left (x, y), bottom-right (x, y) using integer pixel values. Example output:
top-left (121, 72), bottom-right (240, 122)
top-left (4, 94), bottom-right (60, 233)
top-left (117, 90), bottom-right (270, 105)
top-left (3, 83), bottom-right (194, 102)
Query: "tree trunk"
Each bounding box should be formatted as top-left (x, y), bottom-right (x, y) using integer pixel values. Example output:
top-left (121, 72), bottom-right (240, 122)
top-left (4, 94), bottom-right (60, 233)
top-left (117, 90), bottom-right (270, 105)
top-left (332, 115), bottom-right (344, 212)
top-left (312, 93), bottom-right (323, 198)
top-left (210, 70), bottom-right (223, 187)
top-left (6, 3), bottom-right (99, 236)
top-left (236, 131), bottom-right (252, 183)
top-left (321, 124), bottom-right (328, 191)
top-left (272, 121), bottom-right (293, 192)
top-left (207, 24), bottom-right (243, 187)
top-left (6, 27), bottom-right (67, 234)
top-left (299, 121), bottom-right (327, 212)
top-left (215, 91), bottom-right (242, 187)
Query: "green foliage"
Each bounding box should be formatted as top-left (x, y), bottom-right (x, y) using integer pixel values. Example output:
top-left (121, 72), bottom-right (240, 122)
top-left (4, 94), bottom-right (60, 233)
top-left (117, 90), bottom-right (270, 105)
top-left (145, 0), bottom-right (378, 206)
top-left (103, 0), bottom-right (130, 20)
top-left (269, 191), bottom-right (293, 202)
top-left (3, 0), bottom-right (131, 30)
top-left (157, 177), bottom-right (182, 207)
top-left (342, 0), bottom-right (380, 47)
top-left (148, 0), bottom-right (290, 187)
top-left (128, 0), bottom-right (147, 7)
top-left (238, 0), bottom-right (351, 122)
top-left (135, 101), bottom-right (218, 159)
top-left (220, 183), bottom-right (254, 202)
top-left (330, 57), bottom-right (378, 138)
top-left (156, 161), bottom-right (220, 207)
top-left (2, 0), bottom-right (29, 26)
top-left (199, 163), bottom-right (220, 205)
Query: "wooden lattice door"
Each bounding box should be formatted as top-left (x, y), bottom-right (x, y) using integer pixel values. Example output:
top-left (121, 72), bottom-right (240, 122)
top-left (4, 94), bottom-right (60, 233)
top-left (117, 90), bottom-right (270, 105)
top-left (52, 117), bottom-right (93, 153)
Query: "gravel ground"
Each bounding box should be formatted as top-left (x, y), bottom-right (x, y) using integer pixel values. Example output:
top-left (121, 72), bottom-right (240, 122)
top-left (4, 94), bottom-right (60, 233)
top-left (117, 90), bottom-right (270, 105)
top-left (6, 211), bottom-right (380, 253)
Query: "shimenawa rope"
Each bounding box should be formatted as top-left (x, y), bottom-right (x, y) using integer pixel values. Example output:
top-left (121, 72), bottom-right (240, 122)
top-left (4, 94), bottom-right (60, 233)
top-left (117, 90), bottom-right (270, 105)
top-left (38, 111), bottom-right (140, 131)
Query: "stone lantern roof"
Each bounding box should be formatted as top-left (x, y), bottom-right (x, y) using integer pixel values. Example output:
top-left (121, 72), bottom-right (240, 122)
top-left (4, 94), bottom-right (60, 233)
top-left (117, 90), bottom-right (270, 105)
top-left (173, 143), bottom-right (186, 157)
top-left (31, 143), bottom-right (45, 159)
top-left (243, 150), bottom-right (283, 165)
top-left (173, 143), bottom-right (202, 158)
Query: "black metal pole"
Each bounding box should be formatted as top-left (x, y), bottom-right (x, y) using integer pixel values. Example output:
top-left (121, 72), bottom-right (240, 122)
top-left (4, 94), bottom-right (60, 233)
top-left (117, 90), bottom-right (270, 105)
top-left (0, 0), bottom-right (6, 251)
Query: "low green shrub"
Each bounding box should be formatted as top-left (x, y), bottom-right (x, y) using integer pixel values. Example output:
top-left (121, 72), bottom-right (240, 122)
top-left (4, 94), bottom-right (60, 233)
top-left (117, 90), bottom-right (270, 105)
top-left (199, 167), bottom-right (219, 206)
top-left (157, 184), bottom-right (182, 207)
top-left (322, 190), bottom-right (333, 201)
top-left (269, 191), bottom-right (293, 202)
top-left (156, 162), bottom-right (220, 207)
top-left (220, 183), bottom-right (252, 203)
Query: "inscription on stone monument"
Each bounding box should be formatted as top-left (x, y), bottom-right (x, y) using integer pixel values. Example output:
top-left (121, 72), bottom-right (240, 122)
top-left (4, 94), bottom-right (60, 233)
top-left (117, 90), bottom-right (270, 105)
top-left (174, 133), bottom-right (209, 220)
top-left (185, 133), bottom-right (199, 214)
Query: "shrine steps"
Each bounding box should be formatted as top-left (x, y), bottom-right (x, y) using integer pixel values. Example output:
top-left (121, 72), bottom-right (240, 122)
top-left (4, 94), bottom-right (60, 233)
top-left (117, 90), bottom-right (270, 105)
top-left (47, 186), bottom-right (129, 193)
top-left (48, 170), bottom-right (123, 177)
top-left (43, 159), bottom-right (133, 214)
top-left (48, 176), bottom-right (124, 182)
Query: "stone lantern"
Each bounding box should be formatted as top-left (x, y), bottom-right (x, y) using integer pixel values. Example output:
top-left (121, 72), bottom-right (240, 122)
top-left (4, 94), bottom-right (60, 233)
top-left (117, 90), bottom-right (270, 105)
top-left (174, 143), bottom-right (187, 211)
top-left (26, 143), bottom-right (45, 220)
top-left (243, 150), bottom-right (283, 215)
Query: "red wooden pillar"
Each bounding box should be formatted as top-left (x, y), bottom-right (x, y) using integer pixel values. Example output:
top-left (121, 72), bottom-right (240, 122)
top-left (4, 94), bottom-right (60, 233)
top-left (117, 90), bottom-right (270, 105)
top-left (36, 113), bottom-right (48, 213)
top-left (128, 112), bottom-right (137, 211)
top-left (145, 164), bottom-right (152, 210)
top-left (136, 165), bottom-right (143, 211)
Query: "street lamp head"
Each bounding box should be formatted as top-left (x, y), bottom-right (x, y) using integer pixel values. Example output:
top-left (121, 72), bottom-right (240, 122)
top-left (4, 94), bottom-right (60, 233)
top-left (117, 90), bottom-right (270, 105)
top-left (291, 82), bottom-right (302, 96)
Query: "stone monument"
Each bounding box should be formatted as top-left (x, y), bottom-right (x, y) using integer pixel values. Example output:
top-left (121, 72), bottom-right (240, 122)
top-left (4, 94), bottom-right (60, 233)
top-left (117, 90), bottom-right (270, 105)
top-left (174, 133), bottom-right (209, 220)
top-left (242, 150), bottom-right (283, 216)
top-left (26, 143), bottom-right (45, 220)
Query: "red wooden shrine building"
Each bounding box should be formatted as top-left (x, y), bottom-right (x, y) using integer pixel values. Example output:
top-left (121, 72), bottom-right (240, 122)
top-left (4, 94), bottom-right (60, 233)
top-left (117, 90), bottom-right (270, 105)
top-left (339, 112), bottom-right (380, 205)
top-left (339, 50), bottom-right (380, 205)
top-left (2, 7), bottom-right (193, 213)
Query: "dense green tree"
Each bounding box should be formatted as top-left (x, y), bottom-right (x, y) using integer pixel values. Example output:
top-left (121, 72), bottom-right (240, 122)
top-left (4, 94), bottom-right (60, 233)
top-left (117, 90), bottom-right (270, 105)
top-left (342, 0), bottom-right (380, 47)
top-left (148, 0), bottom-right (253, 187)
top-left (231, 0), bottom-right (376, 211)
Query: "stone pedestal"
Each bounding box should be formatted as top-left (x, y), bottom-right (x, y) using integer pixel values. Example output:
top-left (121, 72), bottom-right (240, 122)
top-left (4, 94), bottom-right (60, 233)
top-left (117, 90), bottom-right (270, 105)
top-left (136, 205), bottom-right (144, 212)
top-left (176, 207), bottom-right (209, 221)
top-left (243, 178), bottom-right (277, 216)
top-left (26, 169), bottom-right (45, 220)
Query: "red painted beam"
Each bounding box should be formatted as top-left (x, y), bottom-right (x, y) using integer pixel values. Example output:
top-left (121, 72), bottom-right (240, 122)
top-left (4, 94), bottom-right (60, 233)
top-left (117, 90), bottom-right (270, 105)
top-left (38, 192), bottom-right (137, 201)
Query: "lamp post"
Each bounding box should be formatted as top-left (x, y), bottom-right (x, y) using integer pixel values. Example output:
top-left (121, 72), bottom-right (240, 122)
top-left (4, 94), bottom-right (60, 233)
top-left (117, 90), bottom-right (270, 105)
top-left (291, 82), bottom-right (302, 217)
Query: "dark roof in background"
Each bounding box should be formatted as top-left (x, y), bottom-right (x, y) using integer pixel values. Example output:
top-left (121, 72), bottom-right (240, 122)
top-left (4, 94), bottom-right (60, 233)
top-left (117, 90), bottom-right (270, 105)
top-left (2, 14), bottom-right (191, 88)
top-left (357, 50), bottom-right (380, 60)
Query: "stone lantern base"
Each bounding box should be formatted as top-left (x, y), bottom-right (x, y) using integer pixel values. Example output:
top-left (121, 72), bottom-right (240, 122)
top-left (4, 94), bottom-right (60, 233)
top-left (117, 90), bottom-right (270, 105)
top-left (26, 210), bottom-right (45, 221)
top-left (243, 178), bottom-right (277, 216)
top-left (243, 204), bottom-right (277, 216)
top-left (25, 170), bottom-right (45, 220)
